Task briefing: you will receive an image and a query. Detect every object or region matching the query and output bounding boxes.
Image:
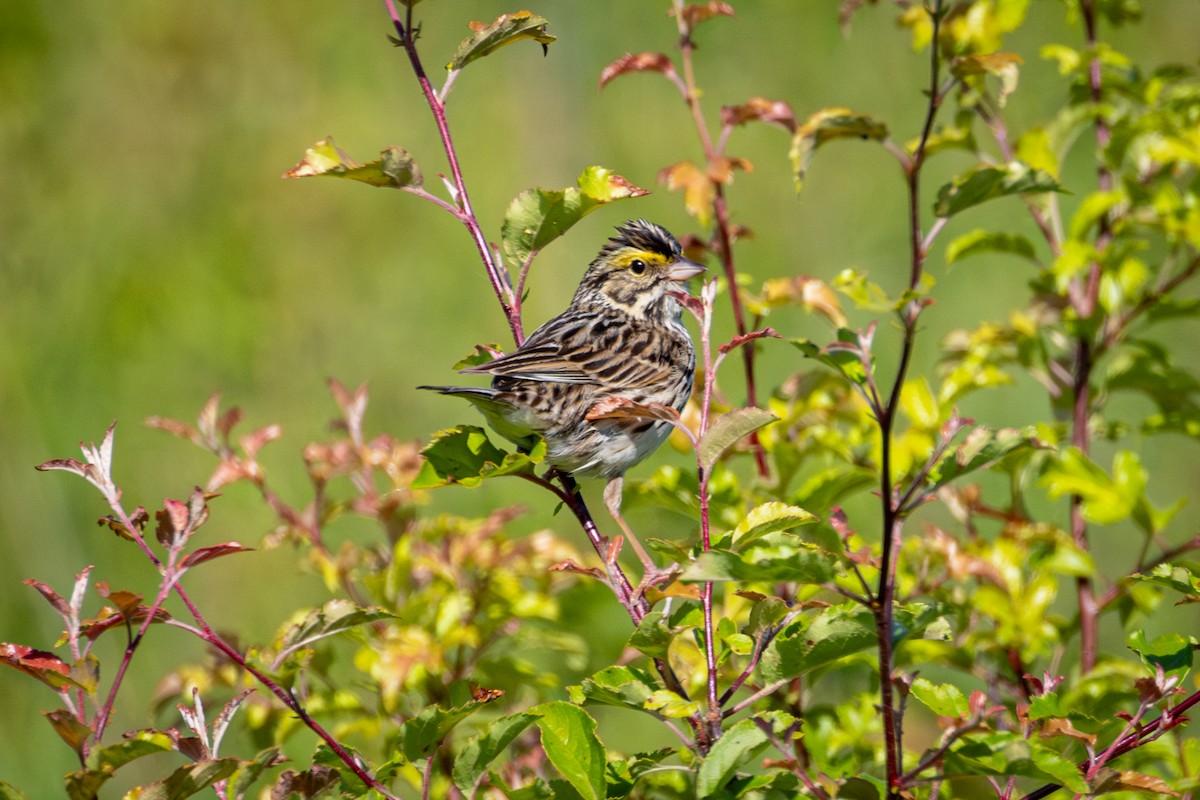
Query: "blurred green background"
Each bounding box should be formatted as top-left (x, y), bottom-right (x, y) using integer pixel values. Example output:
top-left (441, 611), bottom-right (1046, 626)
top-left (3, 1), bottom-right (1199, 794)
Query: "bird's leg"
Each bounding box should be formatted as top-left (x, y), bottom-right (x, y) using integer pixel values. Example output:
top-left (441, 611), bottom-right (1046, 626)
top-left (603, 476), bottom-right (658, 573)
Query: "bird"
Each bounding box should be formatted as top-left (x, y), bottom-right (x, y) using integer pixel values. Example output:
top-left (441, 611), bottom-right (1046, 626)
top-left (420, 219), bottom-right (705, 571)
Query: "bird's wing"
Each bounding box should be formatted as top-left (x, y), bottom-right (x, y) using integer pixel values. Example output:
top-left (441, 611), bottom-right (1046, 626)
top-left (463, 311), bottom-right (675, 391)
top-left (460, 312), bottom-right (594, 383)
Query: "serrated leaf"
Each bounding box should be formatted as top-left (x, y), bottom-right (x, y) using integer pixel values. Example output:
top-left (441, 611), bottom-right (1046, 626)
top-left (501, 167), bottom-right (648, 269)
top-left (572, 666), bottom-right (657, 711)
top-left (532, 703), bottom-right (606, 800)
top-left (1127, 630), bottom-right (1194, 684)
top-left (944, 731), bottom-right (1088, 792)
top-left (790, 107), bottom-right (888, 191)
top-left (731, 502), bottom-right (817, 547)
top-left (453, 712), bottom-right (538, 792)
top-left (414, 425), bottom-right (546, 489)
top-left (627, 610), bottom-right (676, 660)
top-left (399, 700), bottom-right (491, 762)
top-left (695, 718), bottom-right (770, 797)
top-left (791, 331), bottom-right (871, 386)
top-left (684, 539), bottom-right (837, 584)
top-left (283, 138), bottom-right (422, 188)
top-left (934, 162), bottom-right (1063, 217)
top-left (945, 229), bottom-right (1038, 266)
top-left (761, 604), bottom-right (876, 681)
top-left (447, 11), bottom-right (555, 72)
top-left (698, 408), bottom-right (777, 471)
top-left (909, 677), bottom-right (969, 718)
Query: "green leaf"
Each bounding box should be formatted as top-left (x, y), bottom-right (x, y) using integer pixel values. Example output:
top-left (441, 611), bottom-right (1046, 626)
top-left (695, 718), bottom-right (770, 797)
top-left (279, 600), bottom-right (395, 656)
top-left (414, 425), bottom-right (546, 489)
top-left (42, 710), bottom-right (93, 756)
top-left (500, 166), bottom-right (647, 269)
top-left (790, 107), bottom-right (888, 191)
top-left (945, 229), bottom-right (1038, 266)
top-left (909, 677), bottom-right (969, 718)
top-left (933, 162), bottom-right (1063, 218)
top-left (531, 703), bottom-right (606, 800)
top-left (85, 732), bottom-right (173, 773)
top-left (644, 690), bottom-right (701, 719)
top-left (1127, 630), bottom-right (1195, 684)
top-left (1130, 563), bottom-right (1200, 602)
top-left (761, 604), bottom-right (876, 681)
top-left (399, 699), bottom-right (493, 762)
top-left (454, 712), bottom-right (538, 792)
top-left (698, 408), bottom-right (778, 471)
top-left (944, 731), bottom-right (1088, 792)
top-left (64, 770), bottom-right (109, 800)
top-left (123, 759), bottom-right (240, 800)
top-left (792, 329), bottom-right (872, 385)
top-left (226, 748), bottom-right (285, 799)
top-left (730, 502), bottom-right (817, 548)
top-left (627, 610), bottom-right (677, 660)
top-left (0, 781), bottom-right (29, 800)
top-left (447, 11), bottom-right (555, 72)
top-left (924, 426), bottom-right (1044, 495)
top-left (571, 666), bottom-right (657, 711)
top-left (283, 138), bottom-right (422, 188)
top-left (683, 538), bottom-right (837, 584)
top-left (1040, 448), bottom-right (1145, 525)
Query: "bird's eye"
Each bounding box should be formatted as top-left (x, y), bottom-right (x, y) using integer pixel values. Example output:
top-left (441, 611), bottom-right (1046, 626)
top-left (630, 259), bottom-right (647, 275)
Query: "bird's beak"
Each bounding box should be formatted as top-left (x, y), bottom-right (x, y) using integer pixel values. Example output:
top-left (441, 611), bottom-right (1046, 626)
top-left (667, 258), bottom-right (706, 282)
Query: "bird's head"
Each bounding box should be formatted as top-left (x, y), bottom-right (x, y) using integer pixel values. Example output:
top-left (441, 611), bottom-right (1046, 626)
top-left (575, 219), bottom-right (706, 319)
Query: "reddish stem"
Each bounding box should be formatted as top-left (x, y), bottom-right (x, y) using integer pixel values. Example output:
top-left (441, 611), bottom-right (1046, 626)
top-left (382, 0), bottom-right (523, 345)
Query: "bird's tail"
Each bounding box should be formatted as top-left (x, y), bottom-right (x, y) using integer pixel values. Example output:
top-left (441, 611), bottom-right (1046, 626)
top-left (417, 385), bottom-right (498, 401)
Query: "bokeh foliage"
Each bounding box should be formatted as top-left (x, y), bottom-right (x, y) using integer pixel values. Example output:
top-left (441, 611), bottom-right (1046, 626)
top-left (3, 1), bottom-right (1200, 797)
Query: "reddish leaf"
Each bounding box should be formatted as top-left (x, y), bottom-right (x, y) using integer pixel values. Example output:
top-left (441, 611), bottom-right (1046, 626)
top-left (548, 560), bottom-right (605, 580)
top-left (672, 2), bottom-right (736, 28)
top-left (25, 580), bottom-right (70, 617)
top-left (80, 606), bottom-right (172, 640)
top-left (180, 542), bottom-right (254, 569)
top-left (0, 643), bottom-right (73, 689)
top-left (719, 328), bottom-right (782, 355)
top-left (598, 52), bottom-right (677, 90)
top-left (707, 155), bottom-right (753, 184)
top-left (721, 97), bottom-right (797, 132)
top-left (145, 415), bottom-right (200, 443)
top-left (156, 499), bottom-right (190, 543)
top-left (216, 405), bottom-right (243, 438)
top-left (94, 583), bottom-right (143, 617)
top-left (239, 425), bottom-right (282, 460)
top-left (271, 765), bottom-right (338, 799)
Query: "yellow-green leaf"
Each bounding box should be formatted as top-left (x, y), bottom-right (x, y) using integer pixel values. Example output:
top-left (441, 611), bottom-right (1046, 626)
top-left (447, 11), bottom-right (555, 72)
